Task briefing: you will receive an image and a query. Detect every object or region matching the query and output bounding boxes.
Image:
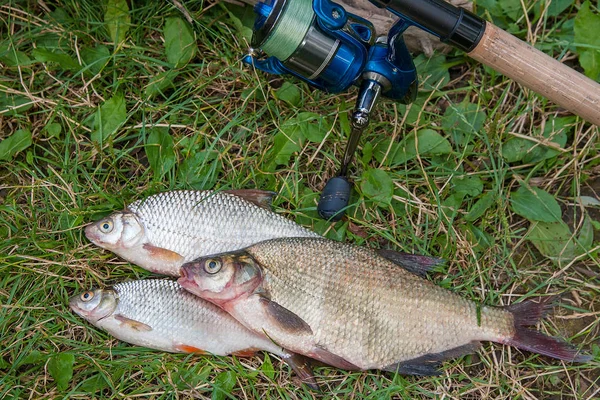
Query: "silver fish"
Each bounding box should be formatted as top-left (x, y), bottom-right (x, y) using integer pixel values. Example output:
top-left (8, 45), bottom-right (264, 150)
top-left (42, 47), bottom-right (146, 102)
top-left (69, 279), bottom-right (317, 388)
top-left (85, 190), bottom-right (319, 276)
top-left (179, 237), bottom-right (591, 374)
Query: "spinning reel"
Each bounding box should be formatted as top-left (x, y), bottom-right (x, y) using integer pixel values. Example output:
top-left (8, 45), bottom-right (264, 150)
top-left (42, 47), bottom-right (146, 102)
top-left (243, 0), bottom-right (486, 220)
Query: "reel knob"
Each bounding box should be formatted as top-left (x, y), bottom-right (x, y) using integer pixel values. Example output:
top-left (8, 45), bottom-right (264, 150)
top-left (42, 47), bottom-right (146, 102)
top-left (317, 176), bottom-right (351, 221)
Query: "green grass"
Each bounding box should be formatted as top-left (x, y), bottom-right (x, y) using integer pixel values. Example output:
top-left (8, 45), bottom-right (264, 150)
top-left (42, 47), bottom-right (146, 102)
top-left (1, 0), bottom-right (599, 398)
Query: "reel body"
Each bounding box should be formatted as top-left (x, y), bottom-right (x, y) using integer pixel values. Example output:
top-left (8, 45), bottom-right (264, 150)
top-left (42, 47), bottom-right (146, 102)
top-left (244, 0), bottom-right (418, 102)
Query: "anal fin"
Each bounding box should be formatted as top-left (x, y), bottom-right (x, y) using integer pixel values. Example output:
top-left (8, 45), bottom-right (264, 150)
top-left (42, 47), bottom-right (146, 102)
top-left (223, 189), bottom-right (276, 210)
top-left (231, 348), bottom-right (260, 357)
top-left (143, 243), bottom-right (184, 263)
top-left (281, 353), bottom-right (321, 391)
top-left (259, 296), bottom-right (313, 336)
top-left (114, 314), bottom-right (153, 332)
top-left (383, 342), bottom-right (480, 376)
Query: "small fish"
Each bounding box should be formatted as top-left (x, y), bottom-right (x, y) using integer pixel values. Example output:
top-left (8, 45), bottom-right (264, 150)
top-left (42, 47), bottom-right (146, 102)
top-left (85, 190), bottom-right (320, 276)
top-left (69, 279), bottom-right (318, 389)
top-left (179, 237), bottom-right (591, 375)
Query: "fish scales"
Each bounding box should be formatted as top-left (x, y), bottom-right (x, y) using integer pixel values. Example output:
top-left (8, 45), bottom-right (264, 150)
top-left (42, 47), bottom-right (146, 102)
top-left (74, 279), bottom-right (287, 355)
top-left (245, 238), bottom-right (514, 369)
top-left (180, 238), bottom-right (590, 374)
top-left (128, 191), bottom-right (318, 262)
top-left (86, 190), bottom-right (319, 276)
top-left (70, 279), bottom-right (321, 389)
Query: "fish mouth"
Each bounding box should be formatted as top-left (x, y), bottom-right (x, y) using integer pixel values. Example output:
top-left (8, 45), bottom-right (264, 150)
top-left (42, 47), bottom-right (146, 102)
top-left (68, 296), bottom-right (85, 317)
top-left (84, 224), bottom-right (101, 244)
top-left (177, 269), bottom-right (196, 291)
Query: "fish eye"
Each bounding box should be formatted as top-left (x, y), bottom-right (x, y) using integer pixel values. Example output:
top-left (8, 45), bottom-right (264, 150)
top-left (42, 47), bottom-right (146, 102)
top-left (80, 291), bottom-right (94, 302)
top-left (99, 220), bottom-right (113, 233)
top-left (204, 259), bottom-right (222, 274)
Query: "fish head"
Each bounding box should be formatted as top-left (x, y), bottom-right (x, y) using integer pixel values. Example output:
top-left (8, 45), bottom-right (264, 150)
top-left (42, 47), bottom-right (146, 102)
top-left (178, 252), bottom-right (262, 307)
top-left (85, 211), bottom-right (145, 251)
top-left (69, 288), bottom-right (118, 324)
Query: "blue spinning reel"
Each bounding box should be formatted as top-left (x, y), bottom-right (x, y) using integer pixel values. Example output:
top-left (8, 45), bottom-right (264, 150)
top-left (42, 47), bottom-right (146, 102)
top-left (243, 0), bottom-right (485, 220)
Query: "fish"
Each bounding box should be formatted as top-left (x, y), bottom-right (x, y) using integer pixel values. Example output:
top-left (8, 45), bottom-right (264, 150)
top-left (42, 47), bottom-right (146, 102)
top-left (178, 237), bottom-right (591, 375)
top-left (84, 189), bottom-right (320, 276)
top-left (69, 278), bottom-right (318, 389)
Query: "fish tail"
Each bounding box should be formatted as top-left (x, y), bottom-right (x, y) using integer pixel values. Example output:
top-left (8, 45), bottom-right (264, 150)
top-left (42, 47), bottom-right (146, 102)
top-left (503, 297), bottom-right (591, 362)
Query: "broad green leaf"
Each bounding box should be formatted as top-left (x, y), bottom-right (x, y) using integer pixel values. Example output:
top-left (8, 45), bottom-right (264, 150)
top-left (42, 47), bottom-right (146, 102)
top-left (81, 45), bottom-right (110, 75)
top-left (164, 17), bottom-right (196, 68)
top-left (79, 374), bottom-right (110, 393)
top-left (413, 53), bottom-right (450, 90)
top-left (0, 43), bottom-right (32, 67)
top-left (361, 141), bottom-right (373, 164)
top-left (297, 112), bottom-right (330, 143)
top-left (441, 191), bottom-right (466, 219)
top-left (0, 129), bottom-right (32, 161)
top-left (464, 223), bottom-right (495, 252)
top-left (510, 185), bottom-right (562, 222)
top-left (145, 70), bottom-right (179, 98)
top-left (502, 118), bottom-right (572, 164)
top-left (260, 353), bottom-right (275, 379)
top-left (225, 4), bottom-right (254, 42)
top-left (145, 127), bottom-right (176, 178)
top-left (527, 214), bottom-right (594, 262)
top-left (265, 116), bottom-right (306, 168)
top-left (391, 129), bottom-right (452, 165)
top-left (275, 82), bottom-right (301, 107)
top-left (32, 48), bottom-right (79, 71)
top-left (0, 93), bottom-right (33, 116)
top-left (501, 137), bottom-right (534, 163)
top-left (360, 168), bottom-right (394, 207)
top-left (574, 1), bottom-right (600, 80)
top-left (45, 122), bottom-right (62, 138)
top-left (212, 370), bottom-right (237, 400)
top-left (500, 0), bottom-right (522, 21)
top-left (464, 192), bottom-right (495, 222)
top-left (17, 350), bottom-right (44, 367)
top-left (547, 0), bottom-right (574, 17)
top-left (476, 0), bottom-right (504, 20)
top-left (48, 353), bottom-right (74, 391)
top-left (442, 101), bottom-right (487, 146)
top-left (91, 93), bottom-right (127, 144)
top-left (105, 0), bottom-right (130, 43)
top-left (452, 175), bottom-right (483, 197)
top-left (177, 150), bottom-right (221, 190)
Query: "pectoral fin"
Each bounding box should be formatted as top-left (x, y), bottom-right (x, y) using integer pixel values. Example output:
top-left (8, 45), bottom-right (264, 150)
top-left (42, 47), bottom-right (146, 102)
top-left (224, 189), bottom-right (276, 210)
top-left (377, 250), bottom-right (444, 278)
top-left (174, 343), bottom-right (208, 354)
top-left (142, 243), bottom-right (184, 263)
top-left (114, 314), bottom-right (153, 332)
top-left (258, 296), bottom-right (313, 336)
top-left (383, 342), bottom-right (480, 376)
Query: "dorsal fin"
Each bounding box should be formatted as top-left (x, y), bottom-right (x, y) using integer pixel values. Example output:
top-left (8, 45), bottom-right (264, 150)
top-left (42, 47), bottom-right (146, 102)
top-left (377, 250), bottom-right (444, 278)
top-left (223, 189), bottom-right (277, 210)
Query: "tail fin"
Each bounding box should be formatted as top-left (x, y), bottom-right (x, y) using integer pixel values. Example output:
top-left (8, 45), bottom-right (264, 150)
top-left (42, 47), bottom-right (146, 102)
top-left (503, 297), bottom-right (591, 363)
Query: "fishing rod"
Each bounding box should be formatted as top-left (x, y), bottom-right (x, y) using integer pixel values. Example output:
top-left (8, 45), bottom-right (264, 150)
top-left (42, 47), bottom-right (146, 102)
top-left (242, 0), bottom-right (600, 221)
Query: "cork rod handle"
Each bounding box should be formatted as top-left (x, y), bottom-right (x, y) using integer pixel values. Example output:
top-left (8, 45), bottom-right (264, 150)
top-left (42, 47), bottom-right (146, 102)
top-left (468, 23), bottom-right (600, 126)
